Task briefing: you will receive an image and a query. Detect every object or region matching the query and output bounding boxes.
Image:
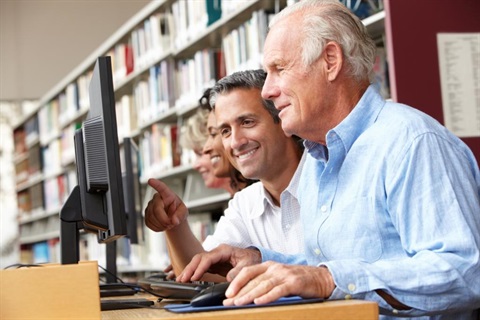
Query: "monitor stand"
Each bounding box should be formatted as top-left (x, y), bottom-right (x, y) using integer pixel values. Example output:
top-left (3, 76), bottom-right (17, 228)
top-left (60, 186), bottom-right (138, 300)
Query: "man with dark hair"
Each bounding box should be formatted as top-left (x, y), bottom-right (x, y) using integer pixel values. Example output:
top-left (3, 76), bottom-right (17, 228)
top-left (145, 69), bottom-right (305, 278)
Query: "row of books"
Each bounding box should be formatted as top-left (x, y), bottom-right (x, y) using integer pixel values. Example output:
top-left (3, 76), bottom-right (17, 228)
top-left (171, 0), bottom-right (260, 50)
top-left (18, 205), bottom-right (218, 267)
top-left (173, 49), bottom-right (221, 109)
top-left (16, 74), bottom-right (89, 152)
top-left (133, 59), bottom-right (175, 126)
top-left (43, 171), bottom-right (76, 214)
top-left (19, 213), bottom-right (59, 242)
top-left (110, 0), bottom-right (249, 86)
top-left (38, 100), bottom-right (61, 146)
top-left (128, 12), bottom-right (172, 75)
top-left (20, 239), bottom-right (60, 264)
top-left (14, 145), bottom-right (42, 194)
top-left (17, 168), bottom-right (76, 219)
top-left (27, 47), bottom-right (222, 153)
top-left (171, 0), bottom-right (220, 49)
top-left (17, 5), bottom-right (276, 156)
top-left (15, 157), bottom-right (30, 186)
top-left (74, 213), bottom-right (216, 269)
top-left (223, 9), bottom-right (272, 75)
top-left (138, 123), bottom-right (181, 181)
top-left (15, 171), bottom-right (42, 209)
top-left (13, 117), bottom-right (39, 159)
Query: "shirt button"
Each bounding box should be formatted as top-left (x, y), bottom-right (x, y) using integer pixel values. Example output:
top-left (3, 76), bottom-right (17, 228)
top-left (348, 283), bottom-right (356, 292)
top-left (320, 205), bottom-right (327, 212)
top-left (345, 294), bottom-right (352, 300)
top-left (314, 248), bottom-right (321, 255)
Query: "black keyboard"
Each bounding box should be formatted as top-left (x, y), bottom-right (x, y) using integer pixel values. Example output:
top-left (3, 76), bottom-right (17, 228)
top-left (143, 279), bottom-right (215, 300)
top-left (100, 298), bottom-right (154, 310)
top-left (99, 283), bottom-right (138, 297)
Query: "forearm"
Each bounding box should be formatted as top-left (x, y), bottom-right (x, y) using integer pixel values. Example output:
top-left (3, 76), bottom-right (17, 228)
top-left (165, 220), bottom-right (205, 276)
top-left (323, 252), bottom-right (480, 316)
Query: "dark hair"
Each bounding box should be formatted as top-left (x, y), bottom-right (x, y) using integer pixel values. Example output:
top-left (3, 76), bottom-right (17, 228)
top-left (199, 87), bottom-right (212, 111)
top-left (230, 170), bottom-right (257, 192)
top-left (210, 69), bottom-right (280, 124)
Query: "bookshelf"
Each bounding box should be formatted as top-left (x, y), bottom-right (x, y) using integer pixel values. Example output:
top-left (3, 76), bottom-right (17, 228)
top-left (11, 0), bottom-right (388, 273)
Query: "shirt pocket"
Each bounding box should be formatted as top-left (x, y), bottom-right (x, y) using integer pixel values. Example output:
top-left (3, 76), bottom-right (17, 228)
top-left (317, 196), bottom-right (383, 262)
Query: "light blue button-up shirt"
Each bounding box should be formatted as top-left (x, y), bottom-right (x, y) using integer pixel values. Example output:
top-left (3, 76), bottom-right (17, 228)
top-left (258, 85), bottom-right (480, 319)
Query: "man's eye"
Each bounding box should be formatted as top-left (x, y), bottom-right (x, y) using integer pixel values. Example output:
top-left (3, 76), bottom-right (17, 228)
top-left (242, 119), bottom-right (255, 127)
top-left (272, 65), bottom-right (284, 73)
top-left (220, 128), bottom-right (231, 137)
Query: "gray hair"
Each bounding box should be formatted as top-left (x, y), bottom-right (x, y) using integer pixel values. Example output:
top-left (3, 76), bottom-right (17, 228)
top-left (269, 0), bottom-right (376, 82)
top-left (210, 69), bottom-right (280, 123)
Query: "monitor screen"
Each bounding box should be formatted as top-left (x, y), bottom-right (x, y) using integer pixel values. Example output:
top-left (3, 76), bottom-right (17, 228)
top-left (60, 56), bottom-right (127, 266)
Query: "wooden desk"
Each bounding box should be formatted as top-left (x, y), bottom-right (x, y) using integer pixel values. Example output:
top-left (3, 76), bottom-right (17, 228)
top-left (101, 295), bottom-right (378, 320)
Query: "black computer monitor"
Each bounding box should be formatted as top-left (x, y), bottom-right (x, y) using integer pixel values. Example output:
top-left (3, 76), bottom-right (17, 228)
top-left (122, 137), bottom-right (143, 244)
top-left (60, 56), bottom-right (127, 282)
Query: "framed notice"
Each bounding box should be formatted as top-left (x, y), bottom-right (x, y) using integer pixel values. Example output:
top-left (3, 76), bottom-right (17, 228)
top-left (437, 32), bottom-right (480, 138)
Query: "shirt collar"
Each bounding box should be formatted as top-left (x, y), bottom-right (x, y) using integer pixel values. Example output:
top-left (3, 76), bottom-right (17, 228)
top-left (305, 85), bottom-right (385, 155)
top-left (249, 185), bottom-right (272, 219)
top-left (284, 149), bottom-right (306, 198)
top-left (249, 150), bottom-right (306, 219)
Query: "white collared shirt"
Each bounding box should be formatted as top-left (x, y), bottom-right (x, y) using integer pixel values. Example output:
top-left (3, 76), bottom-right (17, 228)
top-left (202, 151), bottom-right (306, 255)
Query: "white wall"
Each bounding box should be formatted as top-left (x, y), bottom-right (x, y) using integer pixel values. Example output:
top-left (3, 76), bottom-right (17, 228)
top-left (0, 0), bottom-right (150, 101)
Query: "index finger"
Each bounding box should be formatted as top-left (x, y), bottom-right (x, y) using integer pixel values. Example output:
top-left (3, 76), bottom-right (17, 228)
top-left (148, 178), bottom-right (170, 193)
top-left (178, 250), bottom-right (228, 282)
top-left (178, 253), bottom-right (218, 282)
top-left (148, 178), bottom-right (181, 212)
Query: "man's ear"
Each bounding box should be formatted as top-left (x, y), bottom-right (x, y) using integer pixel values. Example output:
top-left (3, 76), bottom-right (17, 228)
top-left (323, 41), bottom-right (343, 82)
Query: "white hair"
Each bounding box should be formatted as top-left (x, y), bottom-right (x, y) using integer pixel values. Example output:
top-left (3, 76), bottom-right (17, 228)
top-left (269, 0), bottom-right (377, 82)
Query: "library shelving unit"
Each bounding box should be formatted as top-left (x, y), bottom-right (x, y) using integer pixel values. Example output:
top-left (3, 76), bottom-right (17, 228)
top-left (11, 0), bottom-right (389, 274)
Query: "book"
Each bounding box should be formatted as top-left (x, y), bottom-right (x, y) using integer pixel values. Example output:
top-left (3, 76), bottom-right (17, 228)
top-left (28, 144), bottom-right (41, 176)
top-left (38, 100), bottom-right (60, 146)
top-left (13, 128), bottom-right (26, 156)
top-left (17, 190), bottom-right (31, 214)
top-left (24, 115), bottom-right (39, 147)
top-left (206, 0), bottom-right (222, 26)
top-left (32, 241), bottom-right (50, 264)
top-left (138, 124), bottom-right (181, 180)
top-left (15, 158), bottom-right (29, 185)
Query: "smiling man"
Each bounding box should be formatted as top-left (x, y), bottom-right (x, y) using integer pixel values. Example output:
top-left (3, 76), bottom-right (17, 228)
top-left (144, 69), bottom-right (305, 277)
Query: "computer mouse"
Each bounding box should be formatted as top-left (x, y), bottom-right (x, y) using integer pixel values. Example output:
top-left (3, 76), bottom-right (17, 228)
top-left (190, 282), bottom-right (230, 307)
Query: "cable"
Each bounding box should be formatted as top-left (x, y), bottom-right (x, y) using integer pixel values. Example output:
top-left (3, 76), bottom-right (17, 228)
top-left (3, 263), bottom-right (44, 269)
top-left (97, 264), bottom-right (126, 284)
